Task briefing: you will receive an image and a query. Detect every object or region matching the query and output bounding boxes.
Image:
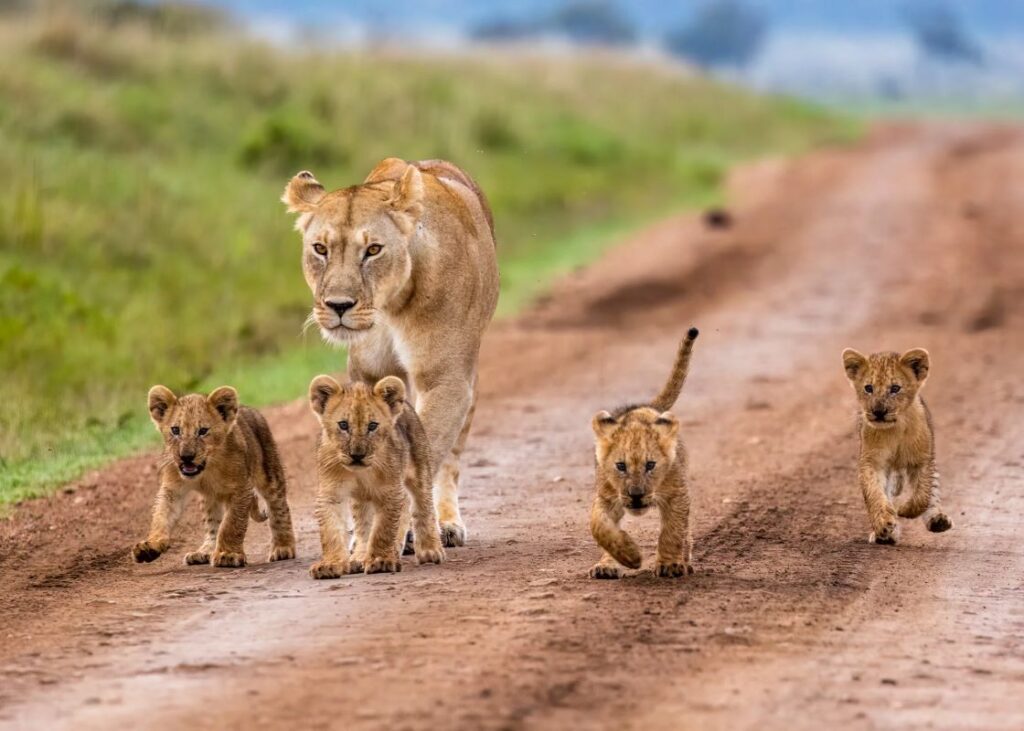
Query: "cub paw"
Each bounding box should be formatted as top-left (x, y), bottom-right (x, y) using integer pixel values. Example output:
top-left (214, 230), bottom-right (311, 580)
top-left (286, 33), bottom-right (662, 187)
top-left (654, 561), bottom-right (692, 578)
top-left (927, 513), bottom-right (953, 533)
top-left (440, 522), bottom-right (466, 548)
top-left (212, 551), bottom-right (247, 568)
top-left (347, 558), bottom-right (365, 574)
top-left (589, 563), bottom-right (623, 580)
top-left (132, 541), bottom-right (162, 563)
top-left (184, 551), bottom-right (211, 565)
top-left (309, 560), bottom-right (348, 580)
top-left (268, 545), bottom-right (296, 562)
top-left (365, 556), bottom-right (402, 574)
top-left (402, 531), bottom-right (416, 556)
top-left (869, 520), bottom-right (899, 545)
top-left (415, 545), bottom-right (445, 565)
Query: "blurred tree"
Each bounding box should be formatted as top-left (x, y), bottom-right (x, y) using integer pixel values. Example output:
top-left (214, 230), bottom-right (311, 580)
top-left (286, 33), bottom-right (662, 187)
top-left (470, 0), bottom-right (635, 46)
top-left (664, 0), bottom-right (767, 69)
top-left (901, 1), bottom-right (984, 65)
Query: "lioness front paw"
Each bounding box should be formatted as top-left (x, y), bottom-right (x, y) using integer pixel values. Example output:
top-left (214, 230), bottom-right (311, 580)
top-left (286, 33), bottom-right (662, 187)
top-left (440, 522), bottom-right (466, 548)
top-left (415, 545), bottom-right (445, 565)
top-left (927, 513), bottom-right (953, 533)
top-left (184, 550), bottom-right (211, 565)
top-left (653, 561), bottom-right (693, 578)
top-left (589, 563), bottom-right (623, 580)
top-left (309, 560), bottom-right (349, 580)
top-left (365, 556), bottom-right (402, 574)
top-left (268, 545), bottom-right (296, 562)
top-left (132, 541), bottom-right (163, 563)
top-left (869, 520), bottom-right (900, 545)
top-left (212, 551), bottom-right (247, 568)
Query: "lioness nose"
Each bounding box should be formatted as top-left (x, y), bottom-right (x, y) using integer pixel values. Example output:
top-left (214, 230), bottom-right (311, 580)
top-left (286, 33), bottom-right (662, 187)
top-left (325, 299), bottom-right (356, 317)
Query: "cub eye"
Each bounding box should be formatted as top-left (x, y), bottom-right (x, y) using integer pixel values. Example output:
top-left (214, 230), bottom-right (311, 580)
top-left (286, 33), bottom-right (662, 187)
top-left (615, 462), bottom-right (627, 473)
top-left (368, 421), bottom-right (379, 432)
top-left (645, 461), bottom-right (656, 472)
top-left (364, 244), bottom-right (383, 259)
top-left (890, 384), bottom-right (901, 394)
top-left (864, 384), bottom-right (874, 394)
top-left (338, 420), bottom-right (349, 432)
top-left (197, 427), bottom-right (209, 437)
top-left (312, 243), bottom-right (328, 256)
top-left (170, 426), bottom-right (180, 436)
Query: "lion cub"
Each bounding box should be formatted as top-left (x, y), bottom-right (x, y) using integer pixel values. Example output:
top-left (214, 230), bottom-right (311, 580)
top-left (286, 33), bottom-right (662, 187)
top-left (308, 374), bottom-right (445, 579)
top-left (134, 386), bottom-right (296, 567)
top-left (589, 328), bottom-right (699, 579)
top-left (842, 348), bottom-right (953, 545)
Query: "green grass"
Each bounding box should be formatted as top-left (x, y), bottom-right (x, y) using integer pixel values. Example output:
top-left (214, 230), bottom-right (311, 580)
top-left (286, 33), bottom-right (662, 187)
top-left (0, 7), bottom-right (860, 505)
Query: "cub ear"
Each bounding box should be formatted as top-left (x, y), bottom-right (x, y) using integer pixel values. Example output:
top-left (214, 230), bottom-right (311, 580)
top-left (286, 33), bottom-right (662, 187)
top-left (207, 386), bottom-right (239, 424)
top-left (654, 411), bottom-right (679, 438)
top-left (900, 348), bottom-right (930, 382)
top-left (387, 164), bottom-right (424, 234)
top-left (309, 374), bottom-right (341, 417)
top-left (148, 385), bottom-right (177, 427)
top-left (591, 410), bottom-right (618, 438)
top-left (842, 348), bottom-right (867, 381)
top-left (373, 376), bottom-right (407, 415)
top-left (282, 170), bottom-right (326, 213)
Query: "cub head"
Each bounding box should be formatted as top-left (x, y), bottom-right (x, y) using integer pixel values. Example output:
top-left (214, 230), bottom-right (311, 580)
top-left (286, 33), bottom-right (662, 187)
top-left (308, 374), bottom-right (407, 470)
top-left (842, 348), bottom-right (930, 430)
top-left (148, 385), bottom-right (240, 479)
top-left (282, 163), bottom-right (424, 345)
top-left (591, 406), bottom-right (679, 513)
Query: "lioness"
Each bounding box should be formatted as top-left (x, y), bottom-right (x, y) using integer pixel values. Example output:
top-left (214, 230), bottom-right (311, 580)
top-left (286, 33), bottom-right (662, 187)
top-left (308, 374), bottom-right (444, 579)
top-left (842, 348), bottom-right (953, 544)
top-left (589, 328), bottom-right (699, 579)
top-left (134, 386), bottom-right (296, 567)
top-left (282, 159), bottom-right (498, 548)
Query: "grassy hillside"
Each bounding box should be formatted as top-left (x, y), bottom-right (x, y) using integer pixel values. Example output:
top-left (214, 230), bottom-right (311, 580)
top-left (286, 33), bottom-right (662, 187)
top-left (0, 7), bottom-right (859, 504)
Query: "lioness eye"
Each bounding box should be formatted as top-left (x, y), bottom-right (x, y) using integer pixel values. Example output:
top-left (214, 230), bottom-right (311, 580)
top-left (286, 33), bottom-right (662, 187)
top-left (364, 244), bottom-right (383, 258)
top-left (864, 384), bottom-right (874, 394)
top-left (615, 462), bottom-right (627, 473)
top-left (197, 427), bottom-right (209, 437)
top-left (368, 421), bottom-right (379, 432)
top-left (338, 420), bottom-right (349, 432)
top-left (170, 426), bottom-right (180, 436)
top-left (890, 384), bottom-right (901, 394)
top-left (312, 243), bottom-right (328, 256)
top-left (645, 461), bottom-right (656, 472)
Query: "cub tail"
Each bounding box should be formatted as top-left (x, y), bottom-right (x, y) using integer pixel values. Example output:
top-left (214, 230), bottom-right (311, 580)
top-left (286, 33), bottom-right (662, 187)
top-left (651, 327), bottom-right (699, 412)
top-left (250, 498), bottom-right (268, 523)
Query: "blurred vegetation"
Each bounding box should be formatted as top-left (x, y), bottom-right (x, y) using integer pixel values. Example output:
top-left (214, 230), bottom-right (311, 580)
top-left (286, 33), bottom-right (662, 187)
top-left (0, 3), bottom-right (859, 504)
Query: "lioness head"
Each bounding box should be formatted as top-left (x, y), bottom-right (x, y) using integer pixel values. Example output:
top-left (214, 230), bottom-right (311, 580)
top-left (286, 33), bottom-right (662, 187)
top-left (842, 348), bottom-right (930, 430)
top-left (308, 374), bottom-right (407, 470)
top-left (591, 407), bottom-right (679, 513)
top-left (282, 166), bottom-right (424, 345)
top-left (148, 385), bottom-right (239, 479)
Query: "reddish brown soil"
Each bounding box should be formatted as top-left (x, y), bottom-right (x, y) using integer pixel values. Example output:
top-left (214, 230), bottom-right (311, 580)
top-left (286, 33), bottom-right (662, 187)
top-left (2, 123), bottom-right (1023, 730)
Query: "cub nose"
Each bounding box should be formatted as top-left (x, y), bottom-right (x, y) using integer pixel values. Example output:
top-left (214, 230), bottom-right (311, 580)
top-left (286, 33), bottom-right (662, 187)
top-left (350, 452), bottom-right (366, 465)
top-left (181, 453), bottom-right (196, 464)
top-left (872, 408), bottom-right (888, 421)
top-left (325, 299), bottom-right (356, 317)
top-left (627, 484), bottom-right (645, 498)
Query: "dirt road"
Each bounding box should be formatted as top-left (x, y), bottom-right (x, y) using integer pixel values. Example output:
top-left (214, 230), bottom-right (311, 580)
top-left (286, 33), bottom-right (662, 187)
top-left (2, 124), bottom-right (1023, 730)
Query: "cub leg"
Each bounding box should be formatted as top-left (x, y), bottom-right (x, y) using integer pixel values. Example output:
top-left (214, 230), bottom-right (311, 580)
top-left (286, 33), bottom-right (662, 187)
top-left (860, 464), bottom-right (899, 545)
top-left (406, 462), bottom-right (445, 565)
top-left (132, 481), bottom-right (189, 563)
top-left (212, 488), bottom-right (252, 568)
top-left (589, 496), bottom-right (642, 571)
top-left (349, 497), bottom-right (374, 574)
top-left (256, 475), bottom-right (296, 562)
top-left (184, 497), bottom-right (222, 565)
top-left (365, 492), bottom-right (405, 574)
top-left (900, 462), bottom-right (952, 532)
top-left (310, 478), bottom-right (352, 579)
top-left (654, 491), bottom-right (694, 578)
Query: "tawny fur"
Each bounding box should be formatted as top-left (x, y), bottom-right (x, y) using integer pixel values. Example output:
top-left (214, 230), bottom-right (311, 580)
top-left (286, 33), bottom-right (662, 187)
top-left (133, 386), bottom-right (296, 567)
top-left (589, 329), bottom-right (699, 579)
top-left (842, 348), bottom-right (953, 545)
top-left (307, 374), bottom-right (445, 580)
top-left (282, 159), bottom-right (499, 549)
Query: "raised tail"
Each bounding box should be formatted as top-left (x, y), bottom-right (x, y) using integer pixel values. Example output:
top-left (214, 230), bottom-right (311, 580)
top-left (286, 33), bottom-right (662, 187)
top-left (651, 328), bottom-right (699, 412)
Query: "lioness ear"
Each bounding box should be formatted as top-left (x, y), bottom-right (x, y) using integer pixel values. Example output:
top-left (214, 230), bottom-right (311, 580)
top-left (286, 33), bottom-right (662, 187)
top-left (282, 170), bottom-right (326, 213)
top-left (591, 410), bottom-right (618, 438)
top-left (309, 374), bottom-right (341, 417)
top-left (900, 348), bottom-right (930, 382)
top-left (373, 376), bottom-right (407, 415)
top-left (148, 385), bottom-right (176, 427)
top-left (842, 348), bottom-right (867, 381)
top-left (207, 386), bottom-right (239, 424)
top-left (387, 165), bottom-right (424, 234)
top-left (654, 411), bottom-right (679, 439)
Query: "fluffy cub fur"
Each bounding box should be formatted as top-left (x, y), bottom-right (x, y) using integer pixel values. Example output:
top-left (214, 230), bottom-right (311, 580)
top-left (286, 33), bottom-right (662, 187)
top-left (589, 328), bottom-right (699, 579)
top-left (134, 386), bottom-right (296, 567)
top-left (308, 374), bottom-right (445, 579)
top-left (842, 348), bottom-right (953, 544)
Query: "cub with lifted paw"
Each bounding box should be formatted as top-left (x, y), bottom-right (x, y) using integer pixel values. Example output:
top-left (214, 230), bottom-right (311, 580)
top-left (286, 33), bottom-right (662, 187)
top-left (842, 348), bottom-right (954, 545)
top-left (588, 329), bottom-right (700, 579)
top-left (308, 374), bottom-right (445, 580)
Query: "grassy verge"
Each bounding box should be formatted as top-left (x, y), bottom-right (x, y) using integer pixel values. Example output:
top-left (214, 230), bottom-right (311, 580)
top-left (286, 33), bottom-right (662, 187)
top-left (0, 6), bottom-right (860, 505)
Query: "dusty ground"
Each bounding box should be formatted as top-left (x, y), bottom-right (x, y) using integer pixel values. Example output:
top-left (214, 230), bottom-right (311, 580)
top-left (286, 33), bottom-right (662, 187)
top-left (1, 123), bottom-right (1023, 731)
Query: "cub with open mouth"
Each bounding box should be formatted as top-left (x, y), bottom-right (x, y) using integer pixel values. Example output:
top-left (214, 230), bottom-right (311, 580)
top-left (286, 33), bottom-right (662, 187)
top-left (132, 385), bottom-right (296, 568)
top-left (589, 328), bottom-right (700, 579)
